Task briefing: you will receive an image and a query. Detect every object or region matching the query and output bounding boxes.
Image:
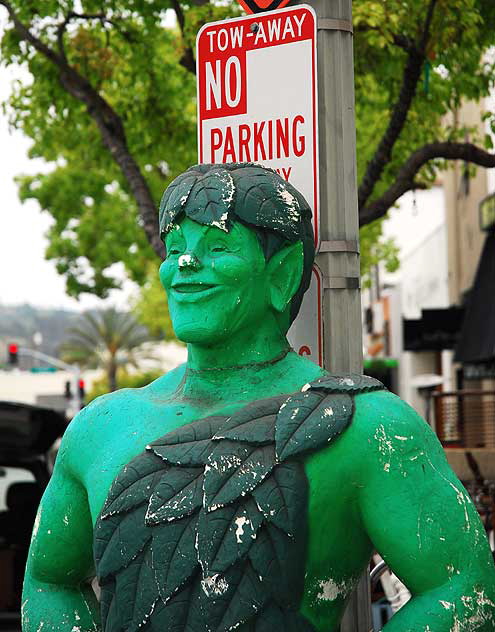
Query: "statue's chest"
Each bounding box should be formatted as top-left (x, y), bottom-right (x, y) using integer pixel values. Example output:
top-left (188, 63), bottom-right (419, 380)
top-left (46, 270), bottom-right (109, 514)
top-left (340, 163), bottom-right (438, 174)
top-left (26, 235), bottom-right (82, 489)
top-left (93, 376), bottom-right (382, 632)
top-left (84, 401), bottom-right (219, 520)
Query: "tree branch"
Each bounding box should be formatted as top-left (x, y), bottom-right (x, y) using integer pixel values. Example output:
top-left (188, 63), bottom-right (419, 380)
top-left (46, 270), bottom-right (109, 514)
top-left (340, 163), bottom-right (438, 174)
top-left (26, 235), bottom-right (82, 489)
top-left (419, 0), bottom-right (438, 52)
top-left (56, 10), bottom-right (133, 60)
top-left (354, 25), bottom-right (416, 53)
top-left (170, 0), bottom-right (196, 75)
top-left (392, 34), bottom-right (416, 53)
top-left (0, 0), bottom-right (164, 258)
top-left (66, 11), bottom-right (131, 38)
top-left (357, 0), bottom-right (439, 211)
top-left (56, 14), bottom-right (70, 61)
top-left (359, 141), bottom-right (495, 226)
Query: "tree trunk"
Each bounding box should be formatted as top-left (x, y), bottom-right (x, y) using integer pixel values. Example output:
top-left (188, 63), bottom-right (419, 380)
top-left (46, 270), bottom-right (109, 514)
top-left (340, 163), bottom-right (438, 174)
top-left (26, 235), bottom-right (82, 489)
top-left (108, 360), bottom-right (118, 392)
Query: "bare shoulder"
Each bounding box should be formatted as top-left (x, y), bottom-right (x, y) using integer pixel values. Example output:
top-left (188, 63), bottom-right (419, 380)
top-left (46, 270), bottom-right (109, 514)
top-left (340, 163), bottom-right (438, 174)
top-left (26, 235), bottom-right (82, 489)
top-left (352, 389), bottom-right (430, 439)
top-left (58, 365), bottom-right (186, 476)
top-left (349, 388), bottom-right (448, 478)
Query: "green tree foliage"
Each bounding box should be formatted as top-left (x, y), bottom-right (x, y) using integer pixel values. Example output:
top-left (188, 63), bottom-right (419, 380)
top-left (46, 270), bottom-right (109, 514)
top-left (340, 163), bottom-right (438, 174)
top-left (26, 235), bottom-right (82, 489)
top-left (1, 0), bottom-right (495, 293)
top-left (60, 307), bottom-right (152, 391)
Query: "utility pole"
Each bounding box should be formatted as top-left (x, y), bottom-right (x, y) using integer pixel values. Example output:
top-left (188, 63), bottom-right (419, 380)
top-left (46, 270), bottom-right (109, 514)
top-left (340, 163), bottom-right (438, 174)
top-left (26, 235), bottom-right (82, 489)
top-left (298, 0), bottom-right (371, 629)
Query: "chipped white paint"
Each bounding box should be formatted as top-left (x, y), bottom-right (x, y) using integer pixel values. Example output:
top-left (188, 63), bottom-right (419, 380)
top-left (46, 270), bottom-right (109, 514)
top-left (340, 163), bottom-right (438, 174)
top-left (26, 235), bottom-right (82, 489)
top-left (301, 383), bottom-right (311, 392)
top-left (451, 588), bottom-right (495, 630)
top-left (201, 573), bottom-right (229, 597)
top-left (341, 377), bottom-right (355, 387)
top-left (178, 254), bottom-right (196, 268)
top-left (316, 577), bottom-right (352, 602)
top-left (137, 599), bottom-right (158, 629)
top-left (394, 435), bottom-right (408, 441)
top-left (211, 220), bottom-right (229, 232)
top-left (208, 454), bottom-right (243, 474)
top-left (32, 509), bottom-right (41, 538)
top-left (219, 173), bottom-right (235, 205)
top-left (277, 185), bottom-right (297, 211)
top-left (440, 600), bottom-right (454, 610)
top-left (447, 479), bottom-right (471, 532)
top-left (234, 516), bottom-right (252, 543)
top-left (374, 424), bottom-right (394, 472)
top-left (473, 588), bottom-right (495, 609)
top-left (323, 407), bottom-right (334, 417)
top-left (63, 515), bottom-right (69, 526)
top-left (21, 598), bottom-right (29, 627)
top-left (290, 407), bottom-right (300, 420)
top-left (374, 425), bottom-right (394, 453)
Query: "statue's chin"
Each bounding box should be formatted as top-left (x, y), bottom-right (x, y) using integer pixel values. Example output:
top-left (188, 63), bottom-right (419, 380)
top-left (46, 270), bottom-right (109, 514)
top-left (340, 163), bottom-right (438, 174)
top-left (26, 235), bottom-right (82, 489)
top-left (172, 320), bottom-right (227, 346)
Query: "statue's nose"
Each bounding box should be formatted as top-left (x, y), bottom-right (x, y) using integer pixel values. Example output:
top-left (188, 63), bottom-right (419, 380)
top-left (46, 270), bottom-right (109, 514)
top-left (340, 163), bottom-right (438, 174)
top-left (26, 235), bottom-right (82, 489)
top-left (178, 253), bottom-right (201, 270)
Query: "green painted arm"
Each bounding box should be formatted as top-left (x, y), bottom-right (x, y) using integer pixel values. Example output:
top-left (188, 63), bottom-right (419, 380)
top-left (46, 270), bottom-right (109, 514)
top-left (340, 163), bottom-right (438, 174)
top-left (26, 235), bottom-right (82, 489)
top-left (355, 391), bottom-right (495, 630)
top-left (22, 424), bottom-right (100, 632)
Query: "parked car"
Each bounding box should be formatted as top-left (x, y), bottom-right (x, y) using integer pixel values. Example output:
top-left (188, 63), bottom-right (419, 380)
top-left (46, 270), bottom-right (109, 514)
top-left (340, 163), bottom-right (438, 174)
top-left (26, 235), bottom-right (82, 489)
top-left (0, 402), bottom-right (66, 630)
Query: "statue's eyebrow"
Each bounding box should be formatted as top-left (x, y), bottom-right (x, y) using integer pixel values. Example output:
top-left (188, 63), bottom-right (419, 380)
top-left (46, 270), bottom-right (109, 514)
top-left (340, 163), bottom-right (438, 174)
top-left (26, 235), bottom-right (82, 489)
top-left (165, 225), bottom-right (182, 239)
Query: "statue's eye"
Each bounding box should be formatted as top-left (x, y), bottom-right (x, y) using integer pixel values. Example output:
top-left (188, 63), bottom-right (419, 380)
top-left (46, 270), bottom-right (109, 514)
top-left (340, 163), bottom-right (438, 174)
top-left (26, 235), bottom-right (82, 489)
top-left (167, 247), bottom-right (181, 256)
top-left (211, 245), bottom-right (227, 253)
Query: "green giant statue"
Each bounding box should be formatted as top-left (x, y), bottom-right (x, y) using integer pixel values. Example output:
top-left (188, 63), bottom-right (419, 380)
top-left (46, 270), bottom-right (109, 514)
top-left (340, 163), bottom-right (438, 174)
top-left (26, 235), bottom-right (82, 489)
top-left (23, 164), bottom-right (495, 631)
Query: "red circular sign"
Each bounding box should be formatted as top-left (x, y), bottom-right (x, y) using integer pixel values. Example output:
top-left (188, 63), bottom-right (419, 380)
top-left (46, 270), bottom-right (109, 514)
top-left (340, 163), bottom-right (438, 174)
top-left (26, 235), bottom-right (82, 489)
top-left (237, 0), bottom-right (292, 15)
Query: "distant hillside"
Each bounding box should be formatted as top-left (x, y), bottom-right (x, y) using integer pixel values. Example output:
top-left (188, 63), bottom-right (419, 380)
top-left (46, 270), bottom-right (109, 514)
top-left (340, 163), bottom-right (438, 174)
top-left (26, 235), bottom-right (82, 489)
top-left (0, 303), bottom-right (79, 361)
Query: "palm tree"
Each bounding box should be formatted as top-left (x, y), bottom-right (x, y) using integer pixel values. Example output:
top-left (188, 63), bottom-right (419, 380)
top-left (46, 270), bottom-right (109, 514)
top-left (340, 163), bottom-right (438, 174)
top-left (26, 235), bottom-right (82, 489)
top-left (60, 308), bottom-right (152, 392)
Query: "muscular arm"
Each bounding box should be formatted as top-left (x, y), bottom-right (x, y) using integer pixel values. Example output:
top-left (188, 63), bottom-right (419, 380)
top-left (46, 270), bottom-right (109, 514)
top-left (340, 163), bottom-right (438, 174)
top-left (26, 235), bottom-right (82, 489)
top-left (22, 416), bottom-right (100, 632)
top-left (356, 391), bottom-right (495, 631)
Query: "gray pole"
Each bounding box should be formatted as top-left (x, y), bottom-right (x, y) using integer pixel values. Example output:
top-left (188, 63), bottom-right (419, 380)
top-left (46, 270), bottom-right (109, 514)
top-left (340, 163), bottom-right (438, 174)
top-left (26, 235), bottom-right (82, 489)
top-left (312, 0), bottom-right (363, 375)
top-left (296, 0), bottom-right (371, 629)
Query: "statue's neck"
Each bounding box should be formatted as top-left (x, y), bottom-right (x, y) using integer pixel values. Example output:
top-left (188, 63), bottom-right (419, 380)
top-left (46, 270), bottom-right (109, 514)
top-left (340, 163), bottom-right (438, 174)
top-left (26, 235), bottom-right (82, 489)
top-left (177, 334), bottom-right (325, 407)
top-left (186, 327), bottom-right (289, 370)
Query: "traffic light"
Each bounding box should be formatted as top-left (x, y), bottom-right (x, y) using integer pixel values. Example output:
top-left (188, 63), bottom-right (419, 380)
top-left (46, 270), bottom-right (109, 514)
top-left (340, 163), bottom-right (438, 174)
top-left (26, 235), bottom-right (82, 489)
top-left (8, 343), bottom-right (18, 366)
top-left (78, 379), bottom-right (86, 401)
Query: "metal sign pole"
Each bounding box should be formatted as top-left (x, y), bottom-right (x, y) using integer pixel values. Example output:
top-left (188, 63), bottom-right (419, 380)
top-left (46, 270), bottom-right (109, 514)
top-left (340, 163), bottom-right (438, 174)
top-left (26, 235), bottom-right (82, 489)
top-left (297, 0), bottom-right (371, 629)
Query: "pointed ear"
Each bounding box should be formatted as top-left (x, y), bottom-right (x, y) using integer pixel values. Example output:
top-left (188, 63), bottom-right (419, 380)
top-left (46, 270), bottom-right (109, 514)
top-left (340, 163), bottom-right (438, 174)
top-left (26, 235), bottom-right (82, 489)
top-left (266, 241), bottom-right (304, 313)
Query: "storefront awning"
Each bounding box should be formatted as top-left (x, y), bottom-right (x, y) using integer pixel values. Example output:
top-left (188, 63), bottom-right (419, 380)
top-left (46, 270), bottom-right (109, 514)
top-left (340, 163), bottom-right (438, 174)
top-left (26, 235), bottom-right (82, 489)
top-left (455, 232), bottom-right (495, 364)
top-left (403, 307), bottom-right (464, 351)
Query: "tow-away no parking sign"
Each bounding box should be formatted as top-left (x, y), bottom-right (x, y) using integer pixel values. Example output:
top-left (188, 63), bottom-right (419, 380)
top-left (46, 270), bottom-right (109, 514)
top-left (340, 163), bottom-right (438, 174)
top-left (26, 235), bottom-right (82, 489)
top-left (197, 5), bottom-right (323, 365)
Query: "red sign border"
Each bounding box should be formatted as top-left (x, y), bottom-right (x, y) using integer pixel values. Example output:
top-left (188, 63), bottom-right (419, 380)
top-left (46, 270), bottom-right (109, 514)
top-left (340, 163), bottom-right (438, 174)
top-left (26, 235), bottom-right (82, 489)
top-left (237, 0), bottom-right (292, 16)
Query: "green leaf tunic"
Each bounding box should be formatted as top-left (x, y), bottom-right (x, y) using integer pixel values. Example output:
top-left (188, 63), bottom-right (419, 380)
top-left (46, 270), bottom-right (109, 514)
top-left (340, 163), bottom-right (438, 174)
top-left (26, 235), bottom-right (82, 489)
top-left (94, 375), bottom-right (384, 632)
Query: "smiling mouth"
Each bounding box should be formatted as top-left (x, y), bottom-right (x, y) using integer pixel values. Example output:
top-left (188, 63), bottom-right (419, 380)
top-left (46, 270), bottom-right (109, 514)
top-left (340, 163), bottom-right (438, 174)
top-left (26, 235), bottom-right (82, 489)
top-left (172, 283), bottom-right (217, 294)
